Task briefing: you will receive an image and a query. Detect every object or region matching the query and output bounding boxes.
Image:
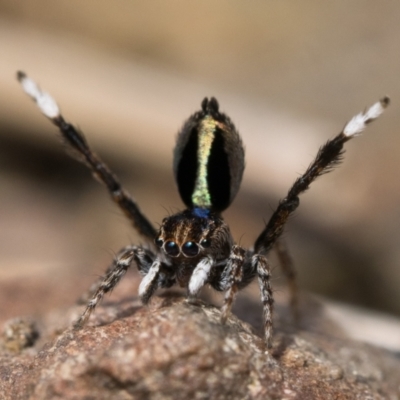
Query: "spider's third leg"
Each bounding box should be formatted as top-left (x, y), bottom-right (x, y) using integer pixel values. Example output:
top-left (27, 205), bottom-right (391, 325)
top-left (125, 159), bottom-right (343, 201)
top-left (254, 254), bottom-right (273, 348)
top-left (220, 245), bottom-right (246, 323)
top-left (74, 246), bottom-right (154, 329)
top-left (17, 72), bottom-right (157, 241)
top-left (254, 97), bottom-right (389, 255)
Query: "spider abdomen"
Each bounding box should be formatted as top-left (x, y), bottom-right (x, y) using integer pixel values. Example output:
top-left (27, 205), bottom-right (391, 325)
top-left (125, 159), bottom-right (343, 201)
top-left (173, 97), bottom-right (245, 213)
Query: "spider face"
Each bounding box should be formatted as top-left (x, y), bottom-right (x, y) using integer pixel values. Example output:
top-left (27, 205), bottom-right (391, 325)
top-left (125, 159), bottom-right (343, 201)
top-left (17, 71), bottom-right (389, 348)
top-left (155, 209), bottom-right (233, 263)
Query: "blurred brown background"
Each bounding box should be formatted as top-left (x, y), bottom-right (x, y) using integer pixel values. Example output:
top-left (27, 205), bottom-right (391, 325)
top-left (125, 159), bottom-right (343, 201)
top-left (0, 1), bottom-right (399, 323)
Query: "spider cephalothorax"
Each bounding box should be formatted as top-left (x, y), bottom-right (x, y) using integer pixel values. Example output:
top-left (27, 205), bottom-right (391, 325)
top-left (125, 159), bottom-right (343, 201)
top-left (156, 210), bottom-right (232, 262)
top-left (17, 71), bottom-right (389, 348)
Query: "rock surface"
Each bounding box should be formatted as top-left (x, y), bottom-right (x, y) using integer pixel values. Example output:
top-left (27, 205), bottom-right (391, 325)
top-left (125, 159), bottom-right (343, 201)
top-left (1, 290), bottom-right (400, 400)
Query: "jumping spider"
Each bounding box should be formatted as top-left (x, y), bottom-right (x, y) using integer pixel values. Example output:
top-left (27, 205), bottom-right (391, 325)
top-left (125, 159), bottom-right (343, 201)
top-left (17, 71), bottom-right (389, 348)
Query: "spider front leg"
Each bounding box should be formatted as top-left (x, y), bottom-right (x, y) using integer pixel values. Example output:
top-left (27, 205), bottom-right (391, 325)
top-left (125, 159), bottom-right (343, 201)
top-left (74, 246), bottom-right (159, 329)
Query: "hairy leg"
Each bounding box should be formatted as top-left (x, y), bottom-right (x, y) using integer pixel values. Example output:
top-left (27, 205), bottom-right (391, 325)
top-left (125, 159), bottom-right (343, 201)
top-left (74, 246), bottom-right (154, 329)
top-left (254, 254), bottom-right (273, 348)
top-left (220, 245), bottom-right (246, 323)
top-left (17, 72), bottom-right (157, 241)
top-left (255, 97), bottom-right (389, 255)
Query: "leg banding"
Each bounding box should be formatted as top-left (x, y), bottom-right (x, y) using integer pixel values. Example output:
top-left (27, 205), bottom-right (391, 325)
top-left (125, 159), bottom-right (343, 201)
top-left (254, 254), bottom-right (273, 348)
top-left (220, 245), bottom-right (246, 323)
top-left (74, 246), bottom-right (153, 329)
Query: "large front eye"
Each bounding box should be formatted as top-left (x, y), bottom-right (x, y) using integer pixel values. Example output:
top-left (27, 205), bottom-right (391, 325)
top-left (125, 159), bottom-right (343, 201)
top-left (165, 241), bottom-right (180, 257)
top-left (182, 241), bottom-right (199, 257)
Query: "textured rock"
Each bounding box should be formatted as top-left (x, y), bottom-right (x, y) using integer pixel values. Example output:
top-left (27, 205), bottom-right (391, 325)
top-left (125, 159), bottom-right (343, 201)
top-left (1, 292), bottom-right (400, 400)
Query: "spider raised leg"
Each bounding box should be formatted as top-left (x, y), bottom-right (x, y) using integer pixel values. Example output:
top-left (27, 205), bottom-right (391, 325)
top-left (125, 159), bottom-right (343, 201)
top-left (17, 71), bottom-right (389, 348)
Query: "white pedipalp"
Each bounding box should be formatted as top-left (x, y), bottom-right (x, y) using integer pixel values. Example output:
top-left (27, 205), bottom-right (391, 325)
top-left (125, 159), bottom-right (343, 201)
top-left (138, 260), bottom-right (161, 298)
top-left (188, 256), bottom-right (214, 296)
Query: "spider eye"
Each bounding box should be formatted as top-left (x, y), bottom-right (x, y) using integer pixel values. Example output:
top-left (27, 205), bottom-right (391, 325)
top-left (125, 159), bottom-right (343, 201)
top-left (182, 241), bottom-right (199, 257)
top-left (155, 238), bottom-right (163, 248)
top-left (200, 239), bottom-right (211, 248)
top-left (165, 241), bottom-right (180, 257)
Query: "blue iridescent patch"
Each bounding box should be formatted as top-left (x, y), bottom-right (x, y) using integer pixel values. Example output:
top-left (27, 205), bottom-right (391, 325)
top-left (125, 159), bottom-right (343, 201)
top-left (192, 207), bottom-right (210, 218)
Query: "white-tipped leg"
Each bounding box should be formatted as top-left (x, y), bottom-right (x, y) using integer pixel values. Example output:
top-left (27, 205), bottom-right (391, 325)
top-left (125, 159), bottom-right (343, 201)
top-left (254, 96), bottom-right (390, 256)
top-left (188, 256), bottom-right (214, 300)
top-left (138, 260), bottom-right (161, 304)
top-left (17, 71), bottom-right (60, 119)
top-left (343, 97), bottom-right (390, 138)
top-left (17, 71), bottom-right (158, 241)
top-left (254, 254), bottom-right (273, 349)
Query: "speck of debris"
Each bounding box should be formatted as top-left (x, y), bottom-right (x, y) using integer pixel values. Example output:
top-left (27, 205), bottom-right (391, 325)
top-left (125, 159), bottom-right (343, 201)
top-left (1, 317), bottom-right (39, 353)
